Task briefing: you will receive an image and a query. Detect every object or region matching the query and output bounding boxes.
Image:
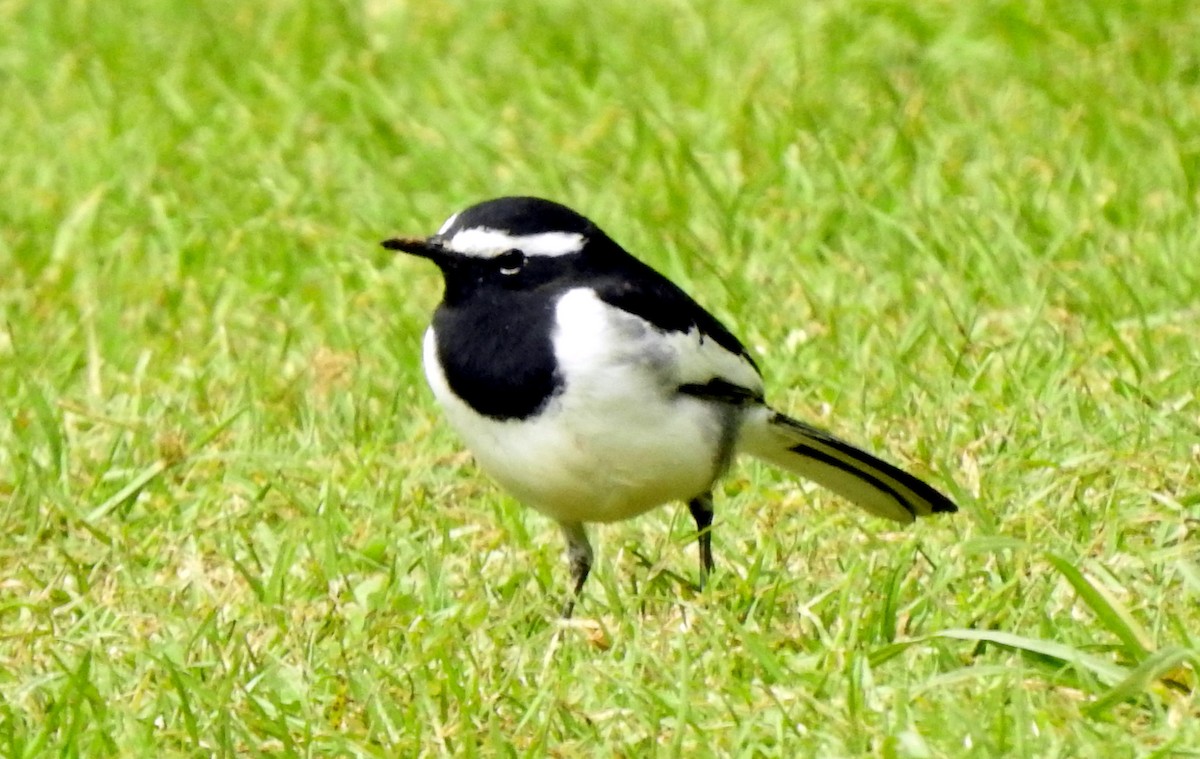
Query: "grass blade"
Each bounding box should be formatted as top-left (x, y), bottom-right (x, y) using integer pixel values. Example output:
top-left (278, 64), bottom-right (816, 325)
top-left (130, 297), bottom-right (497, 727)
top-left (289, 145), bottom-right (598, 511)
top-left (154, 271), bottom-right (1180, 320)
top-left (83, 407), bottom-right (245, 523)
top-left (1045, 552), bottom-right (1155, 661)
top-left (84, 459), bottom-right (169, 523)
top-left (929, 629), bottom-right (1129, 687)
top-left (1085, 646), bottom-right (1198, 717)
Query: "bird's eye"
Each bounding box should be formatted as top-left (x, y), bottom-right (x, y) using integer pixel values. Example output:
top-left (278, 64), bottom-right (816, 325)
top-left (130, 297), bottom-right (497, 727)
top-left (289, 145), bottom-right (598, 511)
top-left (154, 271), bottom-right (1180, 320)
top-left (496, 249), bottom-right (525, 275)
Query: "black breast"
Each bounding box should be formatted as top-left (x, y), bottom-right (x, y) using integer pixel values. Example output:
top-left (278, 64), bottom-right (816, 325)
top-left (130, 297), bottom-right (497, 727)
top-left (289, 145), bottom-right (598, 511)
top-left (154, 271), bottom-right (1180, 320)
top-left (431, 292), bottom-right (563, 420)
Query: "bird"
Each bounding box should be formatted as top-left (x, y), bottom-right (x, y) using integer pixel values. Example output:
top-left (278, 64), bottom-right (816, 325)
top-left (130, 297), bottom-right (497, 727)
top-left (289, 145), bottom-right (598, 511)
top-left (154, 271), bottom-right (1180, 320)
top-left (383, 196), bottom-right (958, 614)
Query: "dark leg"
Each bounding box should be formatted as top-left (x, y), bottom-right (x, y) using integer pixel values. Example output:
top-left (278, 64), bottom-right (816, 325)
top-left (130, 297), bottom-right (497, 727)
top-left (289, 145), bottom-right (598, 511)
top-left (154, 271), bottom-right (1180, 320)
top-left (560, 522), bottom-right (593, 618)
top-left (688, 492), bottom-right (715, 588)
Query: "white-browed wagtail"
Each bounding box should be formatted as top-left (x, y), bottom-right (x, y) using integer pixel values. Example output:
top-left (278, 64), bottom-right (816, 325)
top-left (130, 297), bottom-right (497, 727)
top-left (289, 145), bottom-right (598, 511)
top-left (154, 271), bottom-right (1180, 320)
top-left (383, 196), bottom-right (958, 614)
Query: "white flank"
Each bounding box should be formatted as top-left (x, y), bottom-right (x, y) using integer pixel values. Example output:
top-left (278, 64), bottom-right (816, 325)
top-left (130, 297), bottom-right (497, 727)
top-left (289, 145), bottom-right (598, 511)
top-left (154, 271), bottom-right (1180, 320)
top-left (444, 227), bottom-right (585, 259)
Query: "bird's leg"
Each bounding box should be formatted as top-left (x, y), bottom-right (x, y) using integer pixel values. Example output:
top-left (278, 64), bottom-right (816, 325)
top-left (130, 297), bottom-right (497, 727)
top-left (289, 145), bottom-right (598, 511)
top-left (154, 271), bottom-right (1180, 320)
top-left (560, 522), bottom-right (593, 618)
top-left (688, 492), bottom-right (715, 588)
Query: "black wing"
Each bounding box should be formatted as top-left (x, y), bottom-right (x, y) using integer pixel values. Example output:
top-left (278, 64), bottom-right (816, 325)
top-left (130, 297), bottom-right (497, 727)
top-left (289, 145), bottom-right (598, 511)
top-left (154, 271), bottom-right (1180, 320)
top-left (588, 250), bottom-right (763, 401)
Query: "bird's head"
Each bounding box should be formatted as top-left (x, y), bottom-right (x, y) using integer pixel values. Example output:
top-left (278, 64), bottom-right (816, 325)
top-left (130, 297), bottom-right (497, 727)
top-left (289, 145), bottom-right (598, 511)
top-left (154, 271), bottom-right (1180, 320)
top-left (383, 196), bottom-right (617, 300)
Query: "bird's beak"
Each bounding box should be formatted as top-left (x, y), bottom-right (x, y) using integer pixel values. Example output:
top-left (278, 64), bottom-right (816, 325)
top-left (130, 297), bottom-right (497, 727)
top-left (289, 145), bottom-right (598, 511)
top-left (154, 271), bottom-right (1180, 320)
top-left (380, 236), bottom-right (449, 264)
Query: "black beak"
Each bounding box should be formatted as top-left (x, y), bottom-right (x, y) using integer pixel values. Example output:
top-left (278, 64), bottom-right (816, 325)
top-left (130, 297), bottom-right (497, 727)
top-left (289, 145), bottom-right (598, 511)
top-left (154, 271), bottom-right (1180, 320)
top-left (380, 236), bottom-right (447, 263)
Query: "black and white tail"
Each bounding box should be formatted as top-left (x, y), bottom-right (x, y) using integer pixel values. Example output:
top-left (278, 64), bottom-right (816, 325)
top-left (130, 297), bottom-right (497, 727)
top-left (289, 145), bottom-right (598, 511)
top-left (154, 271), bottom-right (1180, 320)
top-left (739, 408), bottom-right (959, 523)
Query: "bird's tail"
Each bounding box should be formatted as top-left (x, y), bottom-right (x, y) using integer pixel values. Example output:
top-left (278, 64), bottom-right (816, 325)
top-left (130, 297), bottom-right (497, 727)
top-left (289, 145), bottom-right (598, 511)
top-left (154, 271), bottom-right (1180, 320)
top-left (738, 408), bottom-right (959, 523)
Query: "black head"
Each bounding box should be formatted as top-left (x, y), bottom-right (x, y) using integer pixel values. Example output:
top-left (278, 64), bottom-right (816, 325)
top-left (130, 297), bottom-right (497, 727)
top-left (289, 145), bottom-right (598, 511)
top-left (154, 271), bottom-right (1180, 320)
top-left (382, 197), bottom-right (620, 301)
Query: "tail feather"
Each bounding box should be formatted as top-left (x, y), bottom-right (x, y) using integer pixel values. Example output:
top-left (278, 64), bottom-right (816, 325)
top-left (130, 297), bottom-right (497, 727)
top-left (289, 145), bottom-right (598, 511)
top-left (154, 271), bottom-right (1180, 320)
top-left (740, 409), bottom-right (959, 523)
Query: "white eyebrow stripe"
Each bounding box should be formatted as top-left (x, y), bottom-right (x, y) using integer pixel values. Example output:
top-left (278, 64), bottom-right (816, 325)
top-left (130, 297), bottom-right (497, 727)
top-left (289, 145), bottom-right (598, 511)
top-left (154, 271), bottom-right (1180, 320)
top-left (444, 227), bottom-right (586, 258)
top-left (436, 212), bottom-right (459, 235)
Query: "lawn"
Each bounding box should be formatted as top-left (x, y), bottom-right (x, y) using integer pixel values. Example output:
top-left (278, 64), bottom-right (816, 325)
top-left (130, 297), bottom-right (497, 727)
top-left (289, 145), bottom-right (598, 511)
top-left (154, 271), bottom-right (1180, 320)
top-left (1, 0), bottom-right (1198, 755)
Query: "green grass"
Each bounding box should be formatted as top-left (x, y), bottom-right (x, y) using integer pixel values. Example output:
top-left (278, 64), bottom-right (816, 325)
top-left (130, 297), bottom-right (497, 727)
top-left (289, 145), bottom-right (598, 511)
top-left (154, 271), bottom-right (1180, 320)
top-left (2, 0), bottom-right (1199, 755)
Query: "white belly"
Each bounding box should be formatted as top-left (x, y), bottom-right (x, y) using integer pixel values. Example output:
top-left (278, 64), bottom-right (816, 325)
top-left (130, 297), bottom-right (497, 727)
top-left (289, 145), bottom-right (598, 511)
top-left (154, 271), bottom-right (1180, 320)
top-left (421, 290), bottom-right (739, 525)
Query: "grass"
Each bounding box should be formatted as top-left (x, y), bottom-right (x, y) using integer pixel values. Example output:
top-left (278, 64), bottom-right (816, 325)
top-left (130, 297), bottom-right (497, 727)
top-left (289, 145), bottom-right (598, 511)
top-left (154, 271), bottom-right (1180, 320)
top-left (2, 0), bottom-right (1198, 755)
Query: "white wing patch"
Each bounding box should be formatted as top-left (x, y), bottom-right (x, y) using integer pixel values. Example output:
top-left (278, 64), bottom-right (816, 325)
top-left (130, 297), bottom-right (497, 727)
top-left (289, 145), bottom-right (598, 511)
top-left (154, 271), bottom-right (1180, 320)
top-left (436, 212), bottom-right (459, 235)
top-left (554, 289), bottom-right (763, 400)
top-left (443, 227), bottom-right (585, 259)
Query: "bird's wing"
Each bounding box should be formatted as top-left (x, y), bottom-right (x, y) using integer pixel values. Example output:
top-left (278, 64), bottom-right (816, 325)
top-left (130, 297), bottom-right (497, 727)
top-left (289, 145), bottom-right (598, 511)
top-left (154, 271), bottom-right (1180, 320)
top-left (588, 260), bottom-right (764, 404)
